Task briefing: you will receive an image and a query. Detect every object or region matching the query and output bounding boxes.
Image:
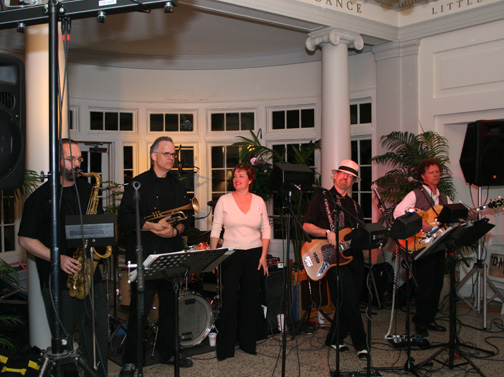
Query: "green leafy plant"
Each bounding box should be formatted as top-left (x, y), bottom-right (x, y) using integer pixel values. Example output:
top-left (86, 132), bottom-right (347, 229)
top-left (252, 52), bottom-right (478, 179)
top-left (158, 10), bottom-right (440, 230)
top-left (372, 131), bottom-right (456, 225)
top-left (0, 260), bottom-right (24, 350)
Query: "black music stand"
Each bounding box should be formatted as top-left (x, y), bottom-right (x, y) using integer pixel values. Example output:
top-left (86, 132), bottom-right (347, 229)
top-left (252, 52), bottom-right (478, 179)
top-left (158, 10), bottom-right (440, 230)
top-left (129, 247), bottom-right (233, 377)
top-left (415, 219), bottom-right (495, 377)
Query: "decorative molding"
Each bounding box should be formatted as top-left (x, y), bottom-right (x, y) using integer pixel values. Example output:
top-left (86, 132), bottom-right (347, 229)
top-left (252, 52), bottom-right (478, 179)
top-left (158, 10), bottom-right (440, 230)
top-left (306, 28), bottom-right (364, 52)
top-left (372, 39), bottom-right (420, 62)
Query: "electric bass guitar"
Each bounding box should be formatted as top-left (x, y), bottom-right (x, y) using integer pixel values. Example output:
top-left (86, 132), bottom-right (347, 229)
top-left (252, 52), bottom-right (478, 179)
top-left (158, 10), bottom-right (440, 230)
top-left (301, 228), bottom-right (353, 281)
top-left (399, 197), bottom-right (504, 253)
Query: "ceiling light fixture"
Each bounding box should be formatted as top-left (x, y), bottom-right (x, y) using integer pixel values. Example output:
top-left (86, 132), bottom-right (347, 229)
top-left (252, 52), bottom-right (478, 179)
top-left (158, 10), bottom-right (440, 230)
top-left (164, 0), bottom-right (178, 13)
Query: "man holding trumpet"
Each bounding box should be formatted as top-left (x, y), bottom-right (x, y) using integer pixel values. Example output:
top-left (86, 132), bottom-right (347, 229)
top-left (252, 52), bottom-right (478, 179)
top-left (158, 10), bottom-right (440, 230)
top-left (118, 136), bottom-right (193, 376)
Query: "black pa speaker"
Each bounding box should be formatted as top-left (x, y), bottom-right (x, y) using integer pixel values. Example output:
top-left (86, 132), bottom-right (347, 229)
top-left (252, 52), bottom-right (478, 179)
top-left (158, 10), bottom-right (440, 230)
top-left (0, 54), bottom-right (25, 190)
top-left (460, 120), bottom-right (504, 187)
top-left (262, 269), bottom-right (284, 333)
top-left (267, 163), bottom-right (314, 192)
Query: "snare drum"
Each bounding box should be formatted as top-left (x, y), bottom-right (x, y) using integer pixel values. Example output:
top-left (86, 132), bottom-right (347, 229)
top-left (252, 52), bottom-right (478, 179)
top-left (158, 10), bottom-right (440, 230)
top-left (178, 292), bottom-right (213, 347)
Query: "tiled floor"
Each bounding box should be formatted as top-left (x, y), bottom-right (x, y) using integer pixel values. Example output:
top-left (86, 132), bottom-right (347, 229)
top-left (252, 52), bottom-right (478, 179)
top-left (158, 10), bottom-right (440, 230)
top-left (107, 300), bottom-right (504, 376)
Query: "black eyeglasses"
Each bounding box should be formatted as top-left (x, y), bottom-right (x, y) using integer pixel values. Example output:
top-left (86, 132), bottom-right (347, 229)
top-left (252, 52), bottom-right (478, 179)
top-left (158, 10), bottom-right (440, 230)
top-left (63, 156), bottom-right (84, 163)
top-left (156, 152), bottom-right (177, 158)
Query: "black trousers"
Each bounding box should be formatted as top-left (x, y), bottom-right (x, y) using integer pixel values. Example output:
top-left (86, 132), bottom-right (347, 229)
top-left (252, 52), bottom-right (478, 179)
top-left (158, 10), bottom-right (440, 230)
top-left (217, 247), bottom-right (262, 358)
top-left (412, 249), bottom-right (446, 326)
top-left (325, 256), bottom-right (367, 351)
top-left (122, 278), bottom-right (177, 366)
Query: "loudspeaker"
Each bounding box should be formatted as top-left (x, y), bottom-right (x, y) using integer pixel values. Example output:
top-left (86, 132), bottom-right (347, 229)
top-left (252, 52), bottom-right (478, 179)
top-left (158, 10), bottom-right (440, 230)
top-left (300, 277), bottom-right (328, 310)
top-left (0, 54), bottom-right (25, 190)
top-left (267, 162), bottom-right (314, 191)
top-left (460, 119), bottom-right (504, 187)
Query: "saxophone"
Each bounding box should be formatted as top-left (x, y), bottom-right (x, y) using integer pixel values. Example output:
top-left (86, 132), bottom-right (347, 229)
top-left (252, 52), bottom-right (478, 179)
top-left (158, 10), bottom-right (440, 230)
top-left (67, 171), bottom-right (113, 300)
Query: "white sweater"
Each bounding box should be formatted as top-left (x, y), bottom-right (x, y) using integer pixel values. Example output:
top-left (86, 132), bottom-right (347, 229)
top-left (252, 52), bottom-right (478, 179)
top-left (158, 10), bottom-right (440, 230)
top-left (210, 192), bottom-right (271, 250)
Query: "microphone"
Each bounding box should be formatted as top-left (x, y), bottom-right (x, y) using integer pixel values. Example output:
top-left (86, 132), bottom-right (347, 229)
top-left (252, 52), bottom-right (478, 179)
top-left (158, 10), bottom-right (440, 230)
top-left (407, 176), bottom-right (424, 185)
top-left (371, 184), bottom-right (385, 208)
top-left (207, 201), bottom-right (214, 207)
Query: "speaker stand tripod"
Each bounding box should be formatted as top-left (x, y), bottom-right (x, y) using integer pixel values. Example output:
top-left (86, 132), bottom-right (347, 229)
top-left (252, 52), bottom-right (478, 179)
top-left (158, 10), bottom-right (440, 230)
top-left (441, 187), bottom-right (504, 328)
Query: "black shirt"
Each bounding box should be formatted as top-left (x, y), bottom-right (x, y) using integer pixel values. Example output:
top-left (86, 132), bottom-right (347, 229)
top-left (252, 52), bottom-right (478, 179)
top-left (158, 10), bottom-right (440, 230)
top-left (302, 186), bottom-right (364, 259)
top-left (18, 177), bottom-right (99, 288)
top-left (118, 168), bottom-right (189, 264)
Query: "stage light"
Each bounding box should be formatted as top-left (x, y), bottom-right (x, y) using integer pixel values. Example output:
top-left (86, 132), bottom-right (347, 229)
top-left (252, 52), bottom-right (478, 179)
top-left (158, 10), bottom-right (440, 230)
top-left (97, 11), bottom-right (106, 23)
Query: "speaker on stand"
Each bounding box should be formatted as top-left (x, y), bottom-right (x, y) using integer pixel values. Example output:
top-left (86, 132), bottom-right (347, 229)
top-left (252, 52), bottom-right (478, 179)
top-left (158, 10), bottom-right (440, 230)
top-left (458, 119), bottom-right (504, 328)
top-left (0, 54), bottom-right (25, 190)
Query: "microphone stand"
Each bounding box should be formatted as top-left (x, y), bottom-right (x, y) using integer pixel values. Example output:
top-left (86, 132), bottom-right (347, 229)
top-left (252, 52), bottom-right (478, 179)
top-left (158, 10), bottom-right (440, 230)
top-left (132, 181), bottom-right (145, 377)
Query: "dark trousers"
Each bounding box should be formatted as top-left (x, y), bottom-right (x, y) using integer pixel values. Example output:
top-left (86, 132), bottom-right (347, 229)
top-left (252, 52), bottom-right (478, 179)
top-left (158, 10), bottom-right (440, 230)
top-left (413, 250), bottom-right (446, 326)
top-left (122, 278), bottom-right (177, 365)
top-left (41, 283), bottom-right (109, 377)
top-left (325, 256), bottom-right (367, 351)
top-left (217, 247), bottom-right (262, 358)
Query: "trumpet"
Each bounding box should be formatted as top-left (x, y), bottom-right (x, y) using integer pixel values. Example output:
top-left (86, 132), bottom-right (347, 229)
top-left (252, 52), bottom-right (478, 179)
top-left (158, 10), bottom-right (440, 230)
top-left (144, 197), bottom-right (200, 222)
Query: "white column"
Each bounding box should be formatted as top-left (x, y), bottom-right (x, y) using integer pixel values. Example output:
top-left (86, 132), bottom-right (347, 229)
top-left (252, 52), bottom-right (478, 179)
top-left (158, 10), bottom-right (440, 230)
top-left (25, 23), bottom-right (67, 349)
top-left (306, 28), bottom-right (363, 189)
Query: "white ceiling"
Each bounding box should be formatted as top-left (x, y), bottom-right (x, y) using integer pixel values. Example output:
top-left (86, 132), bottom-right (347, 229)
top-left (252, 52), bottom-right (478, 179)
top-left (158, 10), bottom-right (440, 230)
top-left (0, 1), bottom-right (392, 70)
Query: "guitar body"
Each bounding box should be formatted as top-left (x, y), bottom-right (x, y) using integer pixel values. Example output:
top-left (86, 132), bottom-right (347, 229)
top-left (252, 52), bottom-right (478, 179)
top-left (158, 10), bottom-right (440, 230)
top-left (301, 228), bottom-right (354, 281)
top-left (398, 205), bottom-right (444, 253)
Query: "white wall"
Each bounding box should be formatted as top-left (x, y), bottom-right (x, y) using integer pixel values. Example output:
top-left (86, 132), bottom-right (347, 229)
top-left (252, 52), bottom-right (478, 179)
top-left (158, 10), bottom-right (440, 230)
top-left (418, 19), bottom-right (504, 299)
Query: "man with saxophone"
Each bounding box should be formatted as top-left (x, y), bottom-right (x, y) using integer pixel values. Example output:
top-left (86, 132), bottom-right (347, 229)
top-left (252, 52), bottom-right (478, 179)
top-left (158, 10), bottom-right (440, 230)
top-left (118, 136), bottom-right (193, 377)
top-left (18, 138), bottom-right (109, 377)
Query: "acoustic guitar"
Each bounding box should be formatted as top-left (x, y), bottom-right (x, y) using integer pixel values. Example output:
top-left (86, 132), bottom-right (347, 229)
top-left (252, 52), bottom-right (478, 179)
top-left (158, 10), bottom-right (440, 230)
top-left (301, 228), bottom-right (353, 281)
top-left (399, 197), bottom-right (504, 253)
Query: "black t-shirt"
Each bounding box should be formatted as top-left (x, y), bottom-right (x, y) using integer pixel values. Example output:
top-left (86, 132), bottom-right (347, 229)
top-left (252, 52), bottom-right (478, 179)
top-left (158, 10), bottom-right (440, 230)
top-left (118, 168), bottom-right (189, 264)
top-left (18, 177), bottom-right (101, 288)
top-left (302, 186), bottom-right (364, 259)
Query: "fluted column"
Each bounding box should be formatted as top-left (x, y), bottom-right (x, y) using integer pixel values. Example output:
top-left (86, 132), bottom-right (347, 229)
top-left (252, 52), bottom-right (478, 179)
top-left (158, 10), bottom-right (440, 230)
top-left (306, 28), bottom-right (363, 189)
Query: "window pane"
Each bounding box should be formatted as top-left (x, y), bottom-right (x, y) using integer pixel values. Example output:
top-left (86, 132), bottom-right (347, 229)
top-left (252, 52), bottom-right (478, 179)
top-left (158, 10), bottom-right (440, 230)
top-left (226, 113), bottom-right (239, 131)
top-left (3, 196), bottom-right (14, 223)
top-left (360, 103), bottom-right (372, 124)
top-left (211, 113), bottom-right (225, 131)
top-left (351, 140), bottom-right (358, 162)
top-left (226, 169), bottom-right (234, 191)
top-left (90, 151), bottom-right (102, 173)
top-left (301, 109), bottom-right (315, 128)
top-left (272, 145), bottom-right (286, 163)
top-left (212, 170), bottom-right (226, 192)
top-left (124, 170), bottom-right (133, 184)
top-left (360, 166), bottom-right (371, 191)
top-left (226, 145), bottom-right (240, 167)
top-left (69, 109), bottom-right (74, 130)
top-left (90, 112), bottom-right (103, 130)
top-left (181, 175), bottom-right (195, 192)
top-left (120, 113), bottom-right (133, 131)
top-left (124, 146), bottom-right (133, 170)
top-left (360, 193), bottom-right (372, 219)
top-left (360, 139), bottom-right (372, 164)
top-left (350, 104), bottom-right (358, 125)
top-left (150, 113), bottom-right (164, 132)
top-left (272, 111), bottom-right (285, 130)
top-left (286, 144), bottom-right (299, 163)
top-left (105, 112), bottom-right (118, 131)
top-left (4, 225), bottom-right (14, 251)
top-left (165, 114), bottom-right (179, 132)
top-left (301, 143), bottom-right (315, 166)
top-left (211, 146), bottom-right (224, 168)
top-left (286, 110), bottom-right (299, 129)
top-left (180, 114), bottom-right (193, 132)
top-left (241, 112), bottom-right (254, 130)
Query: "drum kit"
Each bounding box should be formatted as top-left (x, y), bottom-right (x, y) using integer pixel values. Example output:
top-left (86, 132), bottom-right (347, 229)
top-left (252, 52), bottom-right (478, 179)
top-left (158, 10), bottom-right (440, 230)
top-left (110, 241), bottom-right (221, 351)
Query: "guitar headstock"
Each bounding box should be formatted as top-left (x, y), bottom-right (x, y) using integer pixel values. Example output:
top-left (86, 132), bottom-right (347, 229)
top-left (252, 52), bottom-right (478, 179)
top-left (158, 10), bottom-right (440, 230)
top-left (488, 197), bottom-right (504, 211)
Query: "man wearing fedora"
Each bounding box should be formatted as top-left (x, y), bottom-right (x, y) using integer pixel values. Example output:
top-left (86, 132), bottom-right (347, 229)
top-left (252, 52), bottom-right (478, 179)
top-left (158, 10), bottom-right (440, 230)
top-left (302, 159), bottom-right (368, 360)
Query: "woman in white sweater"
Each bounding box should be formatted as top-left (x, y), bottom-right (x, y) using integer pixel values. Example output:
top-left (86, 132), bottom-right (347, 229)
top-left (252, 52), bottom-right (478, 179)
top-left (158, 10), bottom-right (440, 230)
top-left (210, 163), bottom-right (271, 361)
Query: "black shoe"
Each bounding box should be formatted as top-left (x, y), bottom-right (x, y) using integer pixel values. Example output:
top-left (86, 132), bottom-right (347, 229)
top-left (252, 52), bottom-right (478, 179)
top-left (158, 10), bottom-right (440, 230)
top-left (426, 322), bottom-right (446, 332)
top-left (329, 344), bottom-right (349, 353)
top-left (415, 325), bottom-right (429, 338)
top-left (161, 355), bottom-right (193, 368)
top-left (119, 363), bottom-right (135, 377)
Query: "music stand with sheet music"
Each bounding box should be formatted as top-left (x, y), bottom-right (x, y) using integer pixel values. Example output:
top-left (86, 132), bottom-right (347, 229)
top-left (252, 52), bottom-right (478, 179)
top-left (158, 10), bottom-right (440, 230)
top-left (129, 247), bottom-right (233, 377)
top-left (415, 220), bottom-right (495, 376)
